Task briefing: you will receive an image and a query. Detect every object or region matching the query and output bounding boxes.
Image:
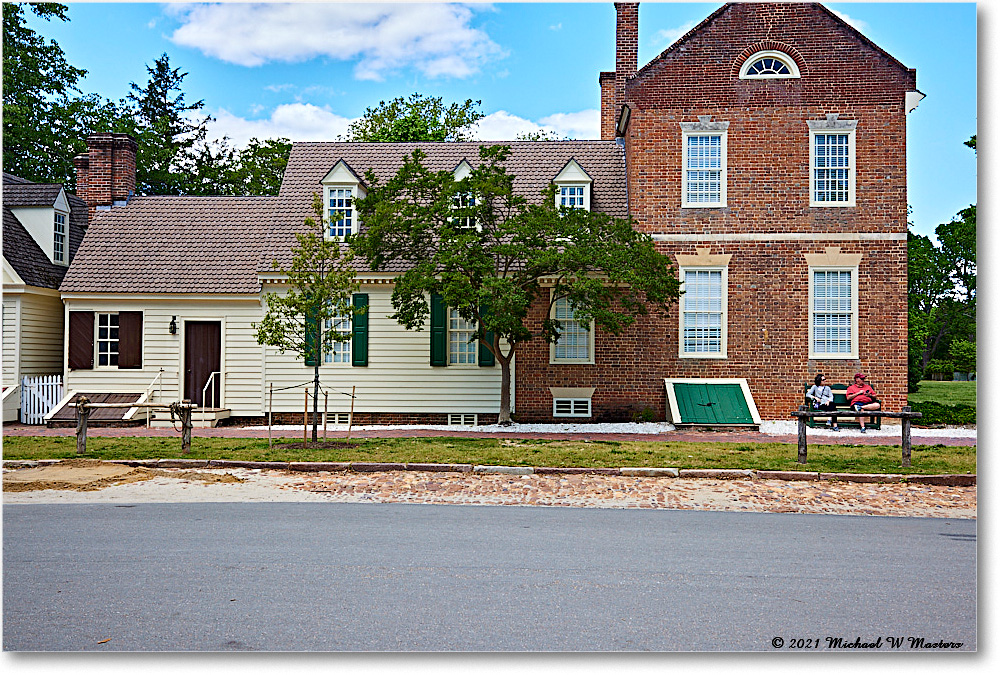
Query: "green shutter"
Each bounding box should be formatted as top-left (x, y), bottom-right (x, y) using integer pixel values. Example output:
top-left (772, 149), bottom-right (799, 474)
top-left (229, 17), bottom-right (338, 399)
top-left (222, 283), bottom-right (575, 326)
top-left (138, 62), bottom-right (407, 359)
top-left (673, 383), bottom-right (753, 424)
top-left (304, 303), bottom-right (319, 367)
top-left (352, 293), bottom-right (369, 366)
top-left (478, 304), bottom-right (495, 367)
top-left (430, 293), bottom-right (447, 366)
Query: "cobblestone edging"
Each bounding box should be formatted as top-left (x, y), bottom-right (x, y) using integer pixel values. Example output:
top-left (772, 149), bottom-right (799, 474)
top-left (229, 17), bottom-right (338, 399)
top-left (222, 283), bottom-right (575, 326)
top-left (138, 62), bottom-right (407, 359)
top-left (1, 459), bottom-right (976, 487)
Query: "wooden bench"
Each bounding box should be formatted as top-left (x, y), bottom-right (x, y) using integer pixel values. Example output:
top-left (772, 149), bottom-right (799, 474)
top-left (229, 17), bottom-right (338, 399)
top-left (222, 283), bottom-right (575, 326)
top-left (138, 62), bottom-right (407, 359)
top-left (803, 382), bottom-right (881, 430)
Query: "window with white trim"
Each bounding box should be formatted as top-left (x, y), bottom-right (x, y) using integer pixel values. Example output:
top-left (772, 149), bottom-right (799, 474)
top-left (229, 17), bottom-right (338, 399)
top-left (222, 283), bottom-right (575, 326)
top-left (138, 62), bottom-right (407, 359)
top-left (682, 133), bottom-right (727, 207)
top-left (808, 117), bottom-right (857, 207)
top-left (448, 308), bottom-right (477, 365)
top-left (680, 268), bottom-right (727, 357)
top-left (809, 268), bottom-right (858, 358)
top-left (558, 185), bottom-right (587, 209)
top-left (324, 310), bottom-right (352, 364)
top-left (553, 398), bottom-right (591, 418)
top-left (53, 212), bottom-right (67, 263)
top-left (739, 50), bottom-right (801, 79)
top-left (327, 187), bottom-right (355, 238)
top-left (97, 312), bottom-right (119, 367)
top-left (451, 191), bottom-right (476, 229)
top-left (551, 297), bottom-right (593, 363)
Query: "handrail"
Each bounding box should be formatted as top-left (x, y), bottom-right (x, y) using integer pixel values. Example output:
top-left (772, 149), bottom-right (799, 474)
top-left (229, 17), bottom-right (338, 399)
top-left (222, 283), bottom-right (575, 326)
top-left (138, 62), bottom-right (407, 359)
top-left (143, 369), bottom-right (165, 428)
top-left (202, 371), bottom-right (221, 411)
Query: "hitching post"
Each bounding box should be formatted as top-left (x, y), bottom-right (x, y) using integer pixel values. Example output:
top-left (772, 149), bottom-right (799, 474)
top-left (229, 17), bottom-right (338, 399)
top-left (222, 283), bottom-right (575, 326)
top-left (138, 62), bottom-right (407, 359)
top-left (75, 395), bottom-right (91, 455)
top-left (901, 406), bottom-right (912, 467)
top-left (180, 400), bottom-right (193, 454)
top-left (797, 405), bottom-right (808, 464)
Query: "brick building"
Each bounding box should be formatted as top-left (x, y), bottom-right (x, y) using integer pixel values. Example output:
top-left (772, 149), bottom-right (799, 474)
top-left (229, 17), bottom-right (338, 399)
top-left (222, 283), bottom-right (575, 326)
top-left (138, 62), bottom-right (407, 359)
top-left (517, 2), bottom-right (921, 422)
top-left (50, 2), bottom-right (920, 427)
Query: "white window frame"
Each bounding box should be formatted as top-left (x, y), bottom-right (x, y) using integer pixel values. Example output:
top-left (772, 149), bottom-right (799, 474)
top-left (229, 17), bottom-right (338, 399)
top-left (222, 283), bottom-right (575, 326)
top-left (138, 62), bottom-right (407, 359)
top-left (808, 265), bottom-right (859, 360)
top-left (451, 190), bottom-right (478, 230)
top-left (53, 211), bottom-right (67, 264)
top-left (550, 295), bottom-right (595, 364)
top-left (678, 266), bottom-right (728, 358)
top-left (323, 310), bottom-right (352, 365)
top-left (448, 308), bottom-right (478, 366)
top-left (739, 50), bottom-right (801, 79)
top-left (325, 186), bottom-right (356, 239)
top-left (556, 184), bottom-right (589, 210)
top-left (808, 118), bottom-right (858, 207)
top-left (553, 398), bottom-right (592, 418)
top-left (96, 312), bottom-right (119, 368)
top-left (448, 413), bottom-right (478, 426)
top-left (680, 120), bottom-right (728, 208)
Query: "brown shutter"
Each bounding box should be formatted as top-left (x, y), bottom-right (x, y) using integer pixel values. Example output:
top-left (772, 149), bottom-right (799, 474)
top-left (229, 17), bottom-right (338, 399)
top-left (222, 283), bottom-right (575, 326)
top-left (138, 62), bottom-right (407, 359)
top-left (68, 312), bottom-right (94, 370)
top-left (117, 311), bottom-right (143, 369)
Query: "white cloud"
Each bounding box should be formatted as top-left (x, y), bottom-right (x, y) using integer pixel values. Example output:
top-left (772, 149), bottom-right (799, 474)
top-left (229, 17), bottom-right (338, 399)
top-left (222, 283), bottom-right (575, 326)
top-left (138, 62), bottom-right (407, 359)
top-left (206, 104), bottom-right (354, 147)
top-left (167, 3), bottom-right (504, 80)
top-left (830, 9), bottom-right (869, 33)
top-left (472, 109), bottom-right (600, 141)
top-left (651, 20), bottom-right (698, 51)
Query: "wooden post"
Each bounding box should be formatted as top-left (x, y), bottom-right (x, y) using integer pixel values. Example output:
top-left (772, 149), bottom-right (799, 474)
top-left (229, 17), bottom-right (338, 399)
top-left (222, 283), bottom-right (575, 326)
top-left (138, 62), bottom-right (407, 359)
top-left (268, 383), bottom-right (273, 451)
top-left (180, 400), bottom-right (193, 455)
top-left (304, 389), bottom-right (308, 444)
top-left (797, 405), bottom-right (808, 464)
top-left (324, 392), bottom-right (329, 440)
top-left (901, 406), bottom-right (912, 468)
top-left (347, 385), bottom-right (356, 441)
top-left (75, 395), bottom-right (91, 455)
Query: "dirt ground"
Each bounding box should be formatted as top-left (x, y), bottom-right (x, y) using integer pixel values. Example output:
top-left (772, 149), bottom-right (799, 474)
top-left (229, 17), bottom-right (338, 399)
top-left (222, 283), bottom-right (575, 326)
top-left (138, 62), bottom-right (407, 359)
top-left (1, 460), bottom-right (976, 519)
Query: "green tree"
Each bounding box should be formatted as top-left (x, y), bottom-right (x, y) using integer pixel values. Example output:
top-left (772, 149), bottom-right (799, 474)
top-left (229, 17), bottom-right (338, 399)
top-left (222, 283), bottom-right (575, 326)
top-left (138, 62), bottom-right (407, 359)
top-left (123, 53), bottom-right (215, 194)
top-left (1, 2), bottom-right (105, 186)
top-left (255, 196), bottom-right (360, 441)
top-left (346, 93), bottom-right (483, 142)
top-left (352, 146), bottom-right (681, 424)
top-left (217, 138), bottom-right (293, 196)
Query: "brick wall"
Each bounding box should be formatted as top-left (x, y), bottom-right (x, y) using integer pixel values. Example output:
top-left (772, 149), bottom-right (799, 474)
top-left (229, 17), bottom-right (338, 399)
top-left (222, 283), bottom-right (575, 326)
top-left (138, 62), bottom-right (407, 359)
top-left (513, 2), bottom-right (914, 423)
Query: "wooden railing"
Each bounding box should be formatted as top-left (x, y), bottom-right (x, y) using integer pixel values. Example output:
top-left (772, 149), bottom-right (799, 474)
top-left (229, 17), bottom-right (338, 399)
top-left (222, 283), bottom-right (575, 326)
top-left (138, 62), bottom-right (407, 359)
top-left (791, 406), bottom-right (923, 467)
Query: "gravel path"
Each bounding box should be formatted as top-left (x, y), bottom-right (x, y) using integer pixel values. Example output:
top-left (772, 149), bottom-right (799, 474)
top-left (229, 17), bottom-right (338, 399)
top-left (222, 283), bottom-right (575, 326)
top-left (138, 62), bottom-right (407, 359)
top-left (2, 463), bottom-right (976, 519)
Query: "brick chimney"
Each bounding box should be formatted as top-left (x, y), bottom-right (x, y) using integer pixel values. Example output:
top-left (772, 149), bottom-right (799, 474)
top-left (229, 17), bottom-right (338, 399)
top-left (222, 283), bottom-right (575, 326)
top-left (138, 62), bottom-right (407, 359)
top-left (614, 2), bottom-right (639, 132)
top-left (74, 133), bottom-right (138, 220)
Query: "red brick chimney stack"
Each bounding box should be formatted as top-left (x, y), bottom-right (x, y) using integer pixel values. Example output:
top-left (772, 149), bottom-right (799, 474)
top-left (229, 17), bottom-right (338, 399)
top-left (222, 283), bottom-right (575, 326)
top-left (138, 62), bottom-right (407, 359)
top-left (615, 2), bottom-right (639, 130)
top-left (74, 133), bottom-right (138, 221)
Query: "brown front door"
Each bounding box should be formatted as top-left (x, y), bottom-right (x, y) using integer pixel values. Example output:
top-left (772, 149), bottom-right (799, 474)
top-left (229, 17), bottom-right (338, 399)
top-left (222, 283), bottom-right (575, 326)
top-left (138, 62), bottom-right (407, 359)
top-left (184, 321), bottom-right (221, 407)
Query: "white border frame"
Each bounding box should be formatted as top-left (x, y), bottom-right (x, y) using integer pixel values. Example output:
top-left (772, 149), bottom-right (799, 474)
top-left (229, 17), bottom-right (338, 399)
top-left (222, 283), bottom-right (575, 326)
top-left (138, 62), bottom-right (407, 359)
top-left (681, 131), bottom-right (728, 208)
top-left (678, 266), bottom-right (728, 359)
top-left (662, 378), bottom-right (762, 425)
top-left (808, 265), bottom-right (859, 360)
top-left (809, 127), bottom-right (857, 207)
top-left (739, 50), bottom-right (801, 79)
top-left (552, 398), bottom-right (592, 418)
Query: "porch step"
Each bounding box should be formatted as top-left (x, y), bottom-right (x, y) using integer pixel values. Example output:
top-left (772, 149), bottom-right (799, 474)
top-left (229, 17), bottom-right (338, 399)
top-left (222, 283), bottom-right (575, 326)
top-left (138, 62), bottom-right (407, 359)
top-left (148, 407), bottom-right (231, 429)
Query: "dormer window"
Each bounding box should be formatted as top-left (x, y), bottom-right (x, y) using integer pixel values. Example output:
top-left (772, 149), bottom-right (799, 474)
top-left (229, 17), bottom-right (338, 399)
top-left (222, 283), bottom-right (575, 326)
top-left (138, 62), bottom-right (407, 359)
top-left (553, 159), bottom-right (592, 211)
top-left (451, 191), bottom-right (477, 229)
top-left (53, 212), bottom-right (67, 264)
top-left (321, 160), bottom-right (365, 240)
top-left (739, 50), bottom-right (800, 79)
top-left (327, 188), bottom-right (354, 238)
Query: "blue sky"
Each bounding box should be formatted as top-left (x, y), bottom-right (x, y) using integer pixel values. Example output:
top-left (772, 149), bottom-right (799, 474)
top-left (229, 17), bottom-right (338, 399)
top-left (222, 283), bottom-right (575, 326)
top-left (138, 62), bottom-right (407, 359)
top-left (26, 2), bottom-right (977, 239)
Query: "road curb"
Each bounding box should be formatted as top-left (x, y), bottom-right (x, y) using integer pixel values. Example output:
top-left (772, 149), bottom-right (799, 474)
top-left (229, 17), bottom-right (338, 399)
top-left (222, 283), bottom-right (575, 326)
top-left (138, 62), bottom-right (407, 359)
top-left (0, 459), bottom-right (975, 486)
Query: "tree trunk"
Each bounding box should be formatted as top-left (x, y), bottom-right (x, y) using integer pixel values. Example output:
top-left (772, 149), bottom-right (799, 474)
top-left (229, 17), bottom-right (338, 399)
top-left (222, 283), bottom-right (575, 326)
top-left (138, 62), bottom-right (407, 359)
top-left (312, 361), bottom-right (320, 442)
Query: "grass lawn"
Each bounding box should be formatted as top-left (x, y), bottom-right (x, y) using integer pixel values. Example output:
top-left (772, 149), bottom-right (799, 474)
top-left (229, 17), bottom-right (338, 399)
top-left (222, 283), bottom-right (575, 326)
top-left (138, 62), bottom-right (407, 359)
top-left (909, 380), bottom-right (977, 407)
top-left (1, 435), bottom-right (976, 476)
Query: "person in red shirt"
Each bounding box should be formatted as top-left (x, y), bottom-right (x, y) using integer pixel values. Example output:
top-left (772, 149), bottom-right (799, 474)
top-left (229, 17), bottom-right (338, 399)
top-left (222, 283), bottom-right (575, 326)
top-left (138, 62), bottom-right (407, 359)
top-left (845, 373), bottom-right (880, 433)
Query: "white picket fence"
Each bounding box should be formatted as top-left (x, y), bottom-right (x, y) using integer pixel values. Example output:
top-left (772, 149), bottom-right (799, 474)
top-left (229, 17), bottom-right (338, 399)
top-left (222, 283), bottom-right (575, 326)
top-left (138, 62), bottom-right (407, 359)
top-left (20, 375), bottom-right (63, 424)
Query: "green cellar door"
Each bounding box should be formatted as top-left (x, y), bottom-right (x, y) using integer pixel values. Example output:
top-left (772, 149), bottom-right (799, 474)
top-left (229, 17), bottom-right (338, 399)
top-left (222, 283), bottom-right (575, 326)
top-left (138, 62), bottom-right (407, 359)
top-left (673, 383), bottom-right (754, 424)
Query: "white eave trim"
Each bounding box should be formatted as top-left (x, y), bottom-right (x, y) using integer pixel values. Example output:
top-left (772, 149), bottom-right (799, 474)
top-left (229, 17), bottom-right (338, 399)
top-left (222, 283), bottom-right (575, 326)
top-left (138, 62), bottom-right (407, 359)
top-left (906, 90), bottom-right (926, 114)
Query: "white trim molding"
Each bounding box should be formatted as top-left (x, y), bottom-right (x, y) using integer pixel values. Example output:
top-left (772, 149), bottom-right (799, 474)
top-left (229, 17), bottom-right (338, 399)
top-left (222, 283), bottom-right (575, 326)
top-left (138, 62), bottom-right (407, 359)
top-left (681, 118), bottom-right (729, 208)
top-left (808, 115), bottom-right (858, 207)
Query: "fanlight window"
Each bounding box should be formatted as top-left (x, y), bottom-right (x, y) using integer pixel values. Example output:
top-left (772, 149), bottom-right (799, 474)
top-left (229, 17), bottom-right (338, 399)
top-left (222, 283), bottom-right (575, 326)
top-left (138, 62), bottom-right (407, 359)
top-left (739, 50), bottom-right (800, 79)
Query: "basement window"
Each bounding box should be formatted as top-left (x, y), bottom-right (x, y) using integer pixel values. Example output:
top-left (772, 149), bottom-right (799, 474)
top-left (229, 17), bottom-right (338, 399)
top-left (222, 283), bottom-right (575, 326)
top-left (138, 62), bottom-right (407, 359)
top-left (448, 413), bottom-right (478, 426)
top-left (553, 398), bottom-right (591, 418)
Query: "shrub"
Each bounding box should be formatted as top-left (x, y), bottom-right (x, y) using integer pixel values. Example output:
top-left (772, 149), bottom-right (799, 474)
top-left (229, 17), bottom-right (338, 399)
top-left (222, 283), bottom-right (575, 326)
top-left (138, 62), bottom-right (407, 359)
top-left (910, 400), bottom-right (976, 426)
top-left (948, 340), bottom-right (977, 373)
top-left (925, 359), bottom-right (954, 376)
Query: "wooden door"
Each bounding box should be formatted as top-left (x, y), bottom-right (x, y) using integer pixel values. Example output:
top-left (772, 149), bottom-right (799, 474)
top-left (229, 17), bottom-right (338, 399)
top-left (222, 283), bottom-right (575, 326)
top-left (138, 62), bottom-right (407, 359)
top-left (184, 322), bottom-right (221, 407)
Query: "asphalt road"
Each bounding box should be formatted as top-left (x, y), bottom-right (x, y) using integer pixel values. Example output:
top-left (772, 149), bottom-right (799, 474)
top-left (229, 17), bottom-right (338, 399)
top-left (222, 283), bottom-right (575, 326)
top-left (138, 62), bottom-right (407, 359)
top-left (3, 503), bottom-right (976, 651)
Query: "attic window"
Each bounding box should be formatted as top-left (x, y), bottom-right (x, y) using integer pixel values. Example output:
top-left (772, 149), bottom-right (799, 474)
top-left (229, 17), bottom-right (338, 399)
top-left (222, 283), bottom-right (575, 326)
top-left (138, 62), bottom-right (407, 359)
top-left (739, 50), bottom-right (800, 79)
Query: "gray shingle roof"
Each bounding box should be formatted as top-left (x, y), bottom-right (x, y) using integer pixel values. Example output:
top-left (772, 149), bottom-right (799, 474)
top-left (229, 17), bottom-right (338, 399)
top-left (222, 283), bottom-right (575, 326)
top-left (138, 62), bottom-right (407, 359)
top-left (267, 140), bottom-right (628, 270)
top-left (2, 174), bottom-right (88, 289)
top-left (57, 141), bottom-right (627, 293)
top-left (59, 196), bottom-right (279, 294)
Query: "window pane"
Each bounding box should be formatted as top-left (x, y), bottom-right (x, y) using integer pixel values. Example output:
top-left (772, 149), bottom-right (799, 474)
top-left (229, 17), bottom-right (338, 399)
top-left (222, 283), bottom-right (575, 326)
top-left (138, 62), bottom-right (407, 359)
top-left (813, 134), bottom-right (851, 202)
top-left (686, 135), bottom-right (722, 203)
top-left (328, 188), bottom-right (354, 237)
top-left (323, 312), bottom-right (352, 363)
top-left (682, 270), bottom-right (723, 353)
top-left (812, 270), bottom-right (853, 353)
top-left (448, 308), bottom-right (477, 365)
top-left (553, 298), bottom-right (590, 360)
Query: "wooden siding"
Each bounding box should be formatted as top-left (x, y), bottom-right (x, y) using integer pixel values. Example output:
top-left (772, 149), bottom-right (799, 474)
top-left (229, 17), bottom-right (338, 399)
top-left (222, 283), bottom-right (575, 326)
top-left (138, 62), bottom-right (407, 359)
top-left (17, 292), bottom-right (64, 377)
top-left (2, 296), bottom-right (19, 387)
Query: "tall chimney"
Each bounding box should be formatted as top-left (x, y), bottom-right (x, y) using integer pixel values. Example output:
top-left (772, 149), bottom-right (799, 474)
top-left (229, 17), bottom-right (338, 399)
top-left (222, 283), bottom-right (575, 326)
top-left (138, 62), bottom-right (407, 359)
top-left (74, 133), bottom-right (138, 220)
top-left (615, 2), bottom-right (639, 128)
